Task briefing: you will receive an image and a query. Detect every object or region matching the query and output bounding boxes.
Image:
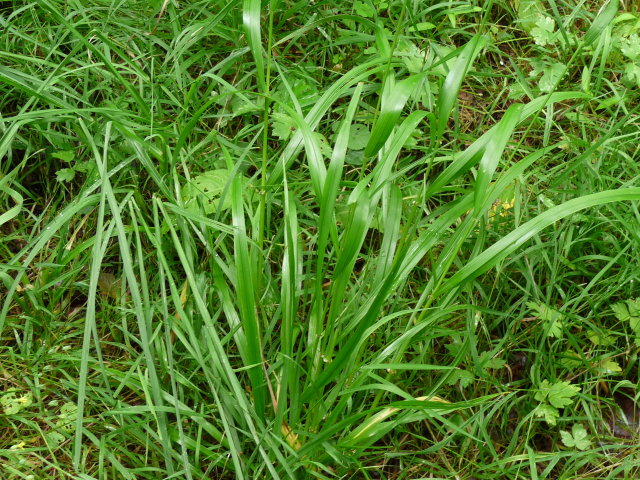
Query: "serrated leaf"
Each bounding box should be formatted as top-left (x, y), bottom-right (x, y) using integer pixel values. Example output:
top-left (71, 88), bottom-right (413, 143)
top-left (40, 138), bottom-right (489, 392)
top-left (527, 301), bottom-right (563, 323)
top-left (313, 132), bottom-right (332, 159)
top-left (354, 0), bottom-right (375, 18)
top-left (408, 22), bottom-right (435, 32)
top-left (612, 298), bottom-right (640, 335)
top-left (535, 403), bottom-right (559, 425)
top-left (612, 301), bottom-right (630, 321)
top-left (271, 112), bottom-right (297, 140)
top-left (623, 63), bottom-right (640, 88)
top-left (620, 34), bottom-right (640, 60)
top-left (478, 351), bottom-right (506, 372)
top-left (539, 62), bottom-right (565, 93)
top-left (531, 16), bottom-right (557, 46)
top-left (430, 43), bottom-right (456, 76)
top-left (597, 359), bottom-right (622, 375)
top-left (397, 39), bottom-right (427, 74)
top-left (183, 169), bottom-right (239, 213)
top-left (547, 319), bottom-right (563, 338)
top-left (56, 168), bottom-right (76, 183)
top-left (535, 380), bottom-right (580, 408)
top-left (560, 350), bottom-right (582, 368)
top-left (348, 123), bottom-right (370, 150)
top-left (516, 0), bottom-right (545, 33)
top-left (527, 301), bottom-right (564, 337)
top-left (560, 424), bottom-right (591, 450)
top-left (588, 332), bottom-right (615, 346)
top-left (46, 431), bottom-right (65, 445)
top-left (74, 161), bottom-right (89, 173)
top-left (56, 402), bottom-right (78, 433)
top-left (446, 369), bottom-right (475, 388)
top-left (1, 390), bottom-right (33, 415)
top-left (528, 57), bottom-right (546, 77)
top-left (51, 150), bottom-right (74, 162)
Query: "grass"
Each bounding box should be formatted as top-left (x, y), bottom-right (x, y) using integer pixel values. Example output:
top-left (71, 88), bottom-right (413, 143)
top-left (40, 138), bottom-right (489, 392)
top-left (2, 0), bottom-right (640, 478)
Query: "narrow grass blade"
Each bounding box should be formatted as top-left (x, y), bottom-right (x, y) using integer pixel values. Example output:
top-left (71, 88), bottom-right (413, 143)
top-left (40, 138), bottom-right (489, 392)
top-left (0, 171), bottom-right (23, 228)
top-left (0, 193), bottom-right (100, 335)
top-left (35, 0), bottom-right (150, 115)
top-left (75, 120), bottom-right (175, 472)
top-left (72, 144), bottom-right (108, 471)
top-left (437, 188), bottom-right (640, 296)
top-left (426, 92), bottom-right (590, 198)
top-left (268, 59), bottom-right (385, 187)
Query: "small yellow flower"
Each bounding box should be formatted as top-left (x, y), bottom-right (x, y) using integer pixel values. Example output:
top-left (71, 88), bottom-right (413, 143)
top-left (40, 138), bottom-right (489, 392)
top-left (500, 198), bottom-right (515, 217)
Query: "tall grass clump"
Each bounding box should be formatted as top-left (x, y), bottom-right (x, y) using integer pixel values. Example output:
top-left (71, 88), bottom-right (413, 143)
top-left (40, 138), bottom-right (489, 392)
top-left (2, 0), bottom-right (640, 478)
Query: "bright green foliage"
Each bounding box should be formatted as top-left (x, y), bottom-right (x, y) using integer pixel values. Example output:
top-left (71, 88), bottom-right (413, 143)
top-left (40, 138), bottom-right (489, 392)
top-left (347, 123), bottom-right (370, 150)
top-left (535, 403), bottom-right (560, 425)
top-left (52, 150), bottom-right (88, 183)
top-left (353, 1), bottom-right (375, 18)
top-left (527, 301), bottom-right (565, 338)
top-left (2, 0), bottom-right (640, 478)
top-left (271, 112), bottom-right (297, 140)
top-left (46, 402), bottom-right (79, 446)
top-left (535, 380), bottom-right (581, 409)
top-left (531, 16), bottom-right (557, 47)
top-left (596, 359), bottom-right (622, 375)
top-left (560, 424), bottom-right (592, 450)
top-left (447, 368), bottom-right (476, 388)
top-left (612, 298), bottom-right (640, 344)
top-left (55, 168), bottom-right (76, 183)
top-left (529, 58), bottom-right (566, 93)
top-left (1, 390), bottom-right (32, 415)
top-left (182, 169), bottom-right (238, 213)
top-left (516, 0), bottom-right (545, 32)
top-left (534, 380), bottom-right (581, 425)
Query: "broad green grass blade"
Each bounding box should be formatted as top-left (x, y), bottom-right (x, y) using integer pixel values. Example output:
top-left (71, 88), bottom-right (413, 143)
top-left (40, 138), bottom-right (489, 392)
top-left (243, 0), bottom-right (265, 92)
top-left (370, 110), bottom-right (429, 196)
top-left (434, 34), bottom-right (487, 141)
top-left (583, 0), bottom-right (619, 47)
top-left (231, 166), bottom-right (266, 419)
top-left (273, 98), bottom-right (326, 199)
top-left (364, 74), bottom-right (423, 158)
top-left (308, 83), bottom-right (363, 377)
top-left (474, 103), bottom-right (523, 213)
top-left (72, 123), bottom-right (109, 470)
top-left (374, 184), bottom-right (402, 284)
top-left (278, 172), bottom-right (299, 428)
